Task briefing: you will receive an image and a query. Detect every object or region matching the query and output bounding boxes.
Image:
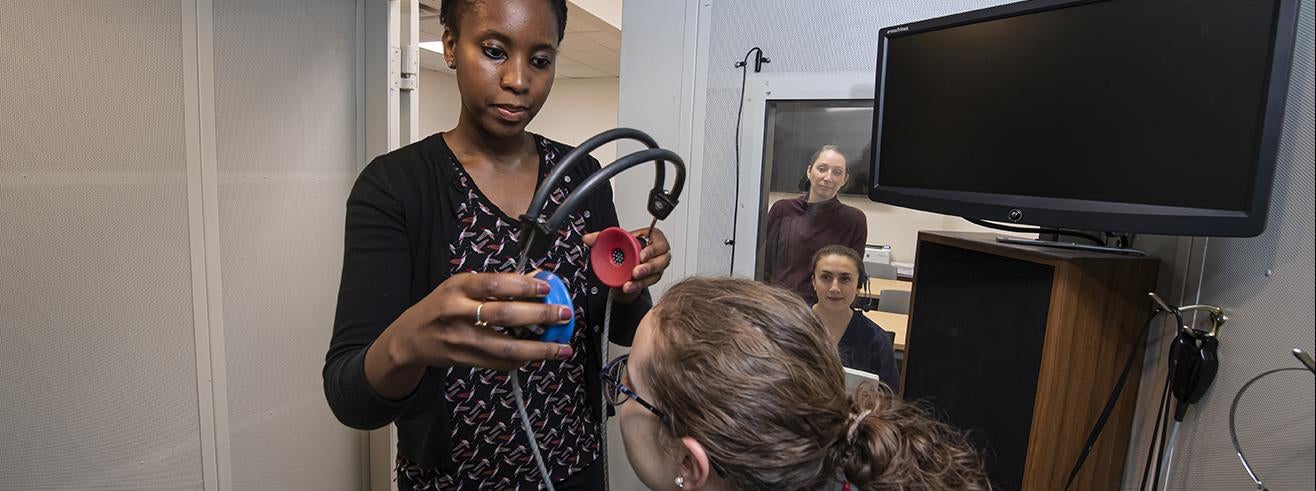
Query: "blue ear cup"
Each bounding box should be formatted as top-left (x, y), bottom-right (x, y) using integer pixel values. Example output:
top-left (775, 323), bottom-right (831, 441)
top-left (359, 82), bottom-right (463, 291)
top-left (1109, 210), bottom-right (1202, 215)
top-left (535, 270), bottom-right (576, 344)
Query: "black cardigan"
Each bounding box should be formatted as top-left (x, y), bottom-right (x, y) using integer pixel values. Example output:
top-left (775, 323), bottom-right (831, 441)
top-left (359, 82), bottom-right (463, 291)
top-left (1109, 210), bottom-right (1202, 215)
top-left (322, 133), bottom-right (651, 470)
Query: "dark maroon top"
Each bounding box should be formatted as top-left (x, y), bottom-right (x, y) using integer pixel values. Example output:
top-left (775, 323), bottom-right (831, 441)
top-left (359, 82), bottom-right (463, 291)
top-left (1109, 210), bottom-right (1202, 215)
top-left (762, 195), bottom-right (867, 303)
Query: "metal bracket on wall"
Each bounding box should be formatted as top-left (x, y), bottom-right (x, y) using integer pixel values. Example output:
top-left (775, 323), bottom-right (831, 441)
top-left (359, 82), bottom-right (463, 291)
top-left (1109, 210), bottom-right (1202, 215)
top-left (399, 44), bottom-right (419, 91)
top-left (1149, 292), bottom-right (1229, 338)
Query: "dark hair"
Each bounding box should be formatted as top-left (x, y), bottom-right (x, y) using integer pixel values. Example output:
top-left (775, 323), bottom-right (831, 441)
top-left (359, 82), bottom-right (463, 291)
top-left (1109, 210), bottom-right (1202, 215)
top-left (809, 144), bottom-right (848, 168)
top-left (811, 244), bottom-right (862, 276)
top-left (811, 244), bottom-right (869, 295)
top-left (799, 144), bottom-right (850, 193)
top-left (646, 277), bottom-right (989, 490)
top-left (440, 0), bottom-right (569, 42)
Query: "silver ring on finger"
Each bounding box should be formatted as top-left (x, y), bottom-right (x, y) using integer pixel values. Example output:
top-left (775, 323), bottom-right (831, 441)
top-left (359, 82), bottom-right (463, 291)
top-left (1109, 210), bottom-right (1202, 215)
top-left (475, 301), bottom-right (490, 328)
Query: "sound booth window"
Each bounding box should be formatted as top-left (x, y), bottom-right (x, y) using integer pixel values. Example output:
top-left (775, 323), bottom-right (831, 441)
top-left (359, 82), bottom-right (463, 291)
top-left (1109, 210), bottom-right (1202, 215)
top-left (756, 99), bottom-right (874, 282)
top-left (762, 99), bottom-right (874, 198)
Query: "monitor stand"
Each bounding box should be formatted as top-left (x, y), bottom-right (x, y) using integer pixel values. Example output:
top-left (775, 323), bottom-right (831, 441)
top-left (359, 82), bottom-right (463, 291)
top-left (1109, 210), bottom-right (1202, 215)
top-left (995, 237), bottom-right (1147, 256)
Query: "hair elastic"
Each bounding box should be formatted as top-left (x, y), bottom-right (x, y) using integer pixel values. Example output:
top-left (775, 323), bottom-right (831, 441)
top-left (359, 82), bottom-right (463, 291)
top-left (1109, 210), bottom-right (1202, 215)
top-left (846, 409), bottom-right (873, 444)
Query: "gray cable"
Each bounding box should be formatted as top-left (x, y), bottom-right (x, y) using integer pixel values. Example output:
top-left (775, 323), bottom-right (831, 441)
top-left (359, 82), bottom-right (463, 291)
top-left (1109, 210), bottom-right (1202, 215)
top-left (510, 371), bottom-right (555, 491)
top-left (1159, 421), bottom-right (1181, 490)
top-left (510, 253), bottom-right (620, 489)
top-left (600, 289), bottom-right (614, 489)
top-left (511, 252), bottom-right (555, 491)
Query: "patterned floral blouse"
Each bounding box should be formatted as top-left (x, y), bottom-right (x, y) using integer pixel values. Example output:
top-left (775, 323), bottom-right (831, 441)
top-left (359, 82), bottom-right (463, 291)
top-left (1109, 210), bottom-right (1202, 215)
top-left (396, 136), bottom-right (601, 490)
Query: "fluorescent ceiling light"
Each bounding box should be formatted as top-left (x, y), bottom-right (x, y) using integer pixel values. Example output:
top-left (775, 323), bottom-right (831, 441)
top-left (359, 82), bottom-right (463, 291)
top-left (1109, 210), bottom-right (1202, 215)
top-left (419, 41), bottom-right (444, 54)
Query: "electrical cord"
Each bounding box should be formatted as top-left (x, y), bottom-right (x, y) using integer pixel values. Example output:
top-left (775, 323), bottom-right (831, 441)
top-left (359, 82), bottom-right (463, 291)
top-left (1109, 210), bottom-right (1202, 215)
top-left (1139, 366), bottom-right (1174, 491)
top-left (508, 253), bottom-right (556, 491)
top-left (965, 217), bottom-right (1106, 246)
top-left (507, 283), bottom-right (619, 491)
top-left (508, 371), bottom-right (554, 491)
top-left (599, 290), bottom-right (614, 488)
top-left (1138, 298), bottom-right (1189, 491)
top-left (729, 46), bottom-right (765, 275)
top-left (1063, 309), bottom-right (1161, 489)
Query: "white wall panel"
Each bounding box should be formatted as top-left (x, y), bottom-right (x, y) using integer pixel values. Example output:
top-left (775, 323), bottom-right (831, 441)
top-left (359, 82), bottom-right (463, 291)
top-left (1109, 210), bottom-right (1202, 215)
top-left (211, 0), bottom-right (365, 488)
top-left (1, 2), bottom-right (204, 488)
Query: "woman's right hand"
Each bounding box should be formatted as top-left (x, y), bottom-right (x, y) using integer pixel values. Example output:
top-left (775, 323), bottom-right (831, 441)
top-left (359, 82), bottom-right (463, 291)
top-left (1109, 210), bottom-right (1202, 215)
top-left (364, 272), bottom-right (574, 399)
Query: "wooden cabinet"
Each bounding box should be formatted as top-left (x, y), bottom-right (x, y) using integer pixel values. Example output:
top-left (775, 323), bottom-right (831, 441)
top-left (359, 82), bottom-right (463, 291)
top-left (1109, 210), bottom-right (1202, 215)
top-left (902, 232), bottom-right (1159, 490)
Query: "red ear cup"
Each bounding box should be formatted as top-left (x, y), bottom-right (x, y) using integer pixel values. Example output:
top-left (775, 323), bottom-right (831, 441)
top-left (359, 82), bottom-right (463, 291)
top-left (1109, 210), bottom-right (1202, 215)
top-left (590, 227), bottom-right (641, 288)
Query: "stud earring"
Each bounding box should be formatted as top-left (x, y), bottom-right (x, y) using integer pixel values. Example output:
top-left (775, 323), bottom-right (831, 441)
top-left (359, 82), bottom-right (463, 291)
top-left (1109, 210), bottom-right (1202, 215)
top-left (675, 476), bottom-right (685, 489)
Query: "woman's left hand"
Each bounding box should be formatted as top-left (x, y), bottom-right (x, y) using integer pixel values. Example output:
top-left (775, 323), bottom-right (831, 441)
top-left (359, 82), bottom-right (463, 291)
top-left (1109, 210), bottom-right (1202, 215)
top-left (583, 226), bottom-right (671, 303)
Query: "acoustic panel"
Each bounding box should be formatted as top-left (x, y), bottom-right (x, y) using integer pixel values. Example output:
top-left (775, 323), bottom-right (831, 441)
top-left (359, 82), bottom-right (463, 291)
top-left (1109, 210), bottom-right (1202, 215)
top-left (1, 1), bottom-right (204, 489)
top-left (211, 0), bottom-right (365, 488)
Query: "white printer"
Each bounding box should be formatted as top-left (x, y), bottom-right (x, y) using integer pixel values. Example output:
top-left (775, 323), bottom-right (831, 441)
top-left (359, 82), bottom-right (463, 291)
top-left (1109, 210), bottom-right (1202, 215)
top-left (863, 244), bottom-right (891, 265)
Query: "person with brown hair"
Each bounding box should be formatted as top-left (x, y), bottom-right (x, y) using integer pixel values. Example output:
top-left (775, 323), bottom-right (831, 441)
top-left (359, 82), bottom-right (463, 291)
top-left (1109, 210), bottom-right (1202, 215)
top-left (762, 145), bottom-right (868, 303)
top-left (607, 277), bottom-right (988, 490)
top-left (810, 244), bottom-right (900, 390)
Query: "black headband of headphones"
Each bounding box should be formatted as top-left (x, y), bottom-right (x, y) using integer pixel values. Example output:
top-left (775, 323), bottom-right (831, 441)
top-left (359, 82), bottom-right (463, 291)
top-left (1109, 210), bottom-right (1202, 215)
top-left (517, 128), bottom-right (686, 260)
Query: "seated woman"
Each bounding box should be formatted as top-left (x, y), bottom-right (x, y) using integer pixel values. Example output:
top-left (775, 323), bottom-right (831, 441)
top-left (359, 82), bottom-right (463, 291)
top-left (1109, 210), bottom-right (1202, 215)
top-left (610, 277), bottom-right (986, 490)
top-left (762, 145), bottom-right (867, 303)
top-left (810, 245), bottom-right (900, 391)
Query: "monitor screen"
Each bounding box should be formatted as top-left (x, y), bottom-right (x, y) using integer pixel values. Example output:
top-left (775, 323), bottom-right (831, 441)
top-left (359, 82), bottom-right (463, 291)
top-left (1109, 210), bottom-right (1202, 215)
top-left (870, 0), bottom-right (1297, 236)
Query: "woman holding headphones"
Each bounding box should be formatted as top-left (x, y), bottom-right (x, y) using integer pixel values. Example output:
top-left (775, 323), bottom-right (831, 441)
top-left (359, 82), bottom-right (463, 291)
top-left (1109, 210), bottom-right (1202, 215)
top-left (322, 0), bottom-right (671, 488)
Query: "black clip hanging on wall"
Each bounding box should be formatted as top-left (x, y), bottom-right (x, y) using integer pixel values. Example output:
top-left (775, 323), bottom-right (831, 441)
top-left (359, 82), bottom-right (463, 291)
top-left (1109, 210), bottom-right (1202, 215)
top-left (1138, 293), bottom-right (1230, 491)
top-left (1149, 293), bottom-right (1230, 421)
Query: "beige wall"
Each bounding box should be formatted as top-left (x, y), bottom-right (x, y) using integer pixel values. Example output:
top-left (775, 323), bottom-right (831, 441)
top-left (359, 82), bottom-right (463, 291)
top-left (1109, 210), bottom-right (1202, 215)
top-left (420, 69), bottom-right (620, 163)
top-left (419, 68), bottom-right (465, 142)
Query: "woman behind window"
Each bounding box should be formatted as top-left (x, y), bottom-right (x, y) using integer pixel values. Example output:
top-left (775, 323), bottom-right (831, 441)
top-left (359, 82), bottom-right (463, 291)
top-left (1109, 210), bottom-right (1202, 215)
top-left (762, 145), bottom-right (867, 303)
top-left (810, 245), bottom-right (900, 391)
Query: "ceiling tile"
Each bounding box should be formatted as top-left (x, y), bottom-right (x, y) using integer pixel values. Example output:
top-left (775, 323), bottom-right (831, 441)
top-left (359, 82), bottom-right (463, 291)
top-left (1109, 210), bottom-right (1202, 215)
top-left (596, 63), bottom-right (620, 76)
top-left (555, 54), bottom-right (587, 68)
top-left (420, 18), bottom-right (444, 37)
top-left (579, 31), bottom-right (622, 51)
top-left (556, 65), bottom-right (612, 79)
top-left (419, 49), bottom-right (449, 72)
top-left (564, 49), bottom-right (618, 67)
top-left (560, 35), bottom-right (609, 54)
top-left (567, 12), bottom-right (606, 33)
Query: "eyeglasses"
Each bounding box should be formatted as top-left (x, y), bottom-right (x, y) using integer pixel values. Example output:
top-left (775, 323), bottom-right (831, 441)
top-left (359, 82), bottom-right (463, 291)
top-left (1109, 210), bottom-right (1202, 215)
top-left (601, 354), bottom-right (669, 424)
top-left (601, 353), bottom-right (731, 479)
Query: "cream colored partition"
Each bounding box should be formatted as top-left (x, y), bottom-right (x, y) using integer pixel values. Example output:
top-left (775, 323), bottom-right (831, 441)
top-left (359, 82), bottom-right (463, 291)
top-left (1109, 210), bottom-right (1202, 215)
top-left (1, 2), bottom-right (205, 488)
top-left (211, 0), bottom-right (365, 488)
top-left (2, 1), bottom-right (369, 489)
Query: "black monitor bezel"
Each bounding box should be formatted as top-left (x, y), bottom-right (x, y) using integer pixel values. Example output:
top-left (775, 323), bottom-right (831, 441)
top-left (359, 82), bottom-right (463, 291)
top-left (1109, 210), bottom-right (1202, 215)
top-left (868, 0), bottom-right (1300, 237)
